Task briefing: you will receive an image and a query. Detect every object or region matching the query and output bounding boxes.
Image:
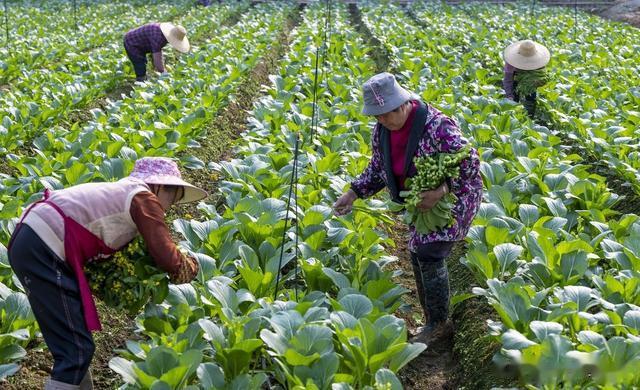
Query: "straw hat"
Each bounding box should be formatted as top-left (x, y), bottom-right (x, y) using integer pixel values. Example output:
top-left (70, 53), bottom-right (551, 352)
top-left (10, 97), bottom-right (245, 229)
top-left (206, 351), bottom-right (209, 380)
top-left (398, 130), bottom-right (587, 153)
top-left (160, 23), bottom-right (190, 53)
top-left (362, 72), bottom-right (419, 116)
top-left (503, 40), bottom-right (550, 70)
top-left (129, 157), bottom-right (207, 204)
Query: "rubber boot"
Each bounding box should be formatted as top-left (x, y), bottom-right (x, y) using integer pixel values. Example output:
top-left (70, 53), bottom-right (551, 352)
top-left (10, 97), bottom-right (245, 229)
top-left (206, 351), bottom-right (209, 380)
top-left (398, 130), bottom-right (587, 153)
top-left (410, 252), bottom-right (429, 328)
top-left (44, 378), bottom-right (80, 390)
top-left (410, 259), bottom-right (452, 347)
top-left (79, 370), bottom-right (93, 390)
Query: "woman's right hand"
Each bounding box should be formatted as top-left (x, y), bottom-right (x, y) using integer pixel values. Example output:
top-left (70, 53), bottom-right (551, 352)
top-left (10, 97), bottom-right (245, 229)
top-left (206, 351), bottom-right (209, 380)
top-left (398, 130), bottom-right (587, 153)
top-left (333, 189), bottom-right (358, 216)
top-left (169, 256), bottom-right (199, 284)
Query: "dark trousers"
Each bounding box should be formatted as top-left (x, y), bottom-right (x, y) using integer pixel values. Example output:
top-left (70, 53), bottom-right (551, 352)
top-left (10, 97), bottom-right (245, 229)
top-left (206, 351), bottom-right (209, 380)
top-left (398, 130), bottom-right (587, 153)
top-left (513, 80), bottom-right (537, 118)
top-left (8, 225), bottom-right (94, 385)
top-left (123, 41), bottom-right (148, 81)
top-left (410, 241), bottom-right (454, 326)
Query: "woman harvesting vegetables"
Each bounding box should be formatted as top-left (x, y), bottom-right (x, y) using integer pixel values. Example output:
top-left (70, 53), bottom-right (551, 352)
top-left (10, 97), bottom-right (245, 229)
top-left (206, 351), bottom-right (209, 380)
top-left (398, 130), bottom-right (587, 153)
top-left (123, 22), bottom-right (190, 82)
top-left (7, 157), bottom-right (206, 390)
top-left (333, 73), bottom-right (482, 346)
top-left (503, 39), bottom-right (551, 118)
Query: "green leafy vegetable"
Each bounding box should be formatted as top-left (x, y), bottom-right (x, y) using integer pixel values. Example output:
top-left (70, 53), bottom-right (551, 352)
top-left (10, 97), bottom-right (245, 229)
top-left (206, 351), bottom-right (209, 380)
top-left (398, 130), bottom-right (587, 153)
top-left (398, 147), bottom-right (470, 234)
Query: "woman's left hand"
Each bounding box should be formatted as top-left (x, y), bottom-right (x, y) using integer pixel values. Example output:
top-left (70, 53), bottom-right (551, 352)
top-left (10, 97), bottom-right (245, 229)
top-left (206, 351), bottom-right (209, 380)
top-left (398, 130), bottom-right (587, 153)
top-left (416, 183), bottom-right (448, 212)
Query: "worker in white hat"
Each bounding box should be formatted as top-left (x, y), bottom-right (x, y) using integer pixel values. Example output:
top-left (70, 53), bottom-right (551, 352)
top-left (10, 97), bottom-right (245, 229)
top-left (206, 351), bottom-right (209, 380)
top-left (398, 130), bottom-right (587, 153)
top-left (503, 39), bottom-right (551, 117)
top-left (123, 22), bottom-right (190, 81)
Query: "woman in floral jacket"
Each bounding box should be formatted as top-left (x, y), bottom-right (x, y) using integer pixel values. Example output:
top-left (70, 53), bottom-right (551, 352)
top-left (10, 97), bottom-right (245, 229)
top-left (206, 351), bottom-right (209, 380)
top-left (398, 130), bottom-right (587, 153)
top-left (334, 73), bottom-right (483, 346)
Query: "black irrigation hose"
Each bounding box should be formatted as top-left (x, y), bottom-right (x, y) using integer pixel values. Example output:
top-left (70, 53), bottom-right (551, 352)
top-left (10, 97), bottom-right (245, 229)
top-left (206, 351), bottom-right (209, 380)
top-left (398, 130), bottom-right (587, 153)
top-left (293, 137), bottom-right (301, 302)
top-left (274, 1), bottom-right (332, 300)
top-left (3, 0), bottom-right (8, 50)
top-left (309, 0), bottom-right (332, 145)
top-left (310, 45), bottom-right (321, 143)
top-left (73, 0), bottom-right (79, 31)
top-left (574, 0), bottom-right (578, 39)
top-left (273, 133), bottom-right (301, 301)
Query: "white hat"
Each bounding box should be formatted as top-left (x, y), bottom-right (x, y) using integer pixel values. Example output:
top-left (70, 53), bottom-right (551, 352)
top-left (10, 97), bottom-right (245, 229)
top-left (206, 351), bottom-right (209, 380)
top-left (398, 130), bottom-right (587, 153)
top-left (129, 157), bottom-right (207, 204)
top-left (160, 23), bottom-right (190, 53)
top-left (503, 40), bottom-right (550, 70)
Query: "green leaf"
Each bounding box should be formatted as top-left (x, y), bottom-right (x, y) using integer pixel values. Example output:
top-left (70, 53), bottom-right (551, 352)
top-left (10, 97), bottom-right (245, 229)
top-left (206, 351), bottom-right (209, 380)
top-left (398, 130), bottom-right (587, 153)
top-left (388, 343), bottom-right (426, 372)
top-left (577, 331), bottom-right (606, 349)
top-left (339, 294), bottom-right (373, 319)
top-left (0, 363), bottom-right (20, 380)
top-left (450, 293), bottom-right (475, 309)
top-left (560, 251), bottom-right (588, 282)
top-left (518, 204), bottom-right (540, 227)
top-left (64, 161), bottom-right (88, 184)
top-left (159, 365), bottom-right (190, 388)
top-left (502, 329), bottom-right (537, 350)
top-left (150, 380), bottom-right (171, 390)
top-left (291, 325), bottom-right (334, 357)
top-left (485, 218), bottom-right (511, 247)
top-left (109, 357), bottom-right (137, 384)
top-left (0, 344), bottom-right (26, 362)
top-left (542, 197), bottom-right (567, 218)
top-left (150, 132), bottom-right (167, 149)
top-left (145, 346), bottom-right (180, 378)
top-left (374, 368), bottom-right (403, 390)
top-left (0, 199), bottom-right (21, 220)
top-left (530, 321), bottom-right (563, 342)
top-left (623, 310), bottom-right (640, 331)
top-left (323, 268), bottom-right (351, 289)
top-left (284, 349), bottom-right (321, 366)
top-left (493, 243), bottom-right (523, 277)
top-left (197, 363), bottom-right (225, 389)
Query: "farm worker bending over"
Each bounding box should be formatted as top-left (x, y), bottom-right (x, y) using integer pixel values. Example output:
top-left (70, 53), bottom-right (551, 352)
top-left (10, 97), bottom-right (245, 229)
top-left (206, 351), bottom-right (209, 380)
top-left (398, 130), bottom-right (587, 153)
top-left (123, 22), bottom-right (190, 82)
top-left (7, 157), bottom-right (206, 390)
top-left (503, 39), bottom-right (551, 118)
top-left (333, 73), bottom-right (483, 347)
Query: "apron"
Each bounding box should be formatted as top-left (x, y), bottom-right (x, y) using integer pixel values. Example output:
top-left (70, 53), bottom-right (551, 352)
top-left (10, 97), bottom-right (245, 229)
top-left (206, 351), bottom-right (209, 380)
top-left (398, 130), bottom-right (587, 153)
top-left (9, 189), bottom-right (115, 332)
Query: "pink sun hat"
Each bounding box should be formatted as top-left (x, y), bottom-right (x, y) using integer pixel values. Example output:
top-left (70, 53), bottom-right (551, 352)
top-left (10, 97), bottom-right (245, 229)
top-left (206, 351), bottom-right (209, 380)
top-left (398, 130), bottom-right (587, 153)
top-left (129, 157), bottom-right (207, 204)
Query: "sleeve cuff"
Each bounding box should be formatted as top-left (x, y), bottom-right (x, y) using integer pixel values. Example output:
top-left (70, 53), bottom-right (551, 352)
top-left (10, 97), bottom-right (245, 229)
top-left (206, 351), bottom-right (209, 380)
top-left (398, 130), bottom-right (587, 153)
top-left (350, 183), bottom-right (364, 199)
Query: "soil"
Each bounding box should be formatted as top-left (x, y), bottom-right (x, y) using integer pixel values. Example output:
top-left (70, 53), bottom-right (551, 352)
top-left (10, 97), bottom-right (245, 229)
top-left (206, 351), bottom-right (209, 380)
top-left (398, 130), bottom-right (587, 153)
top-left (171, 6), bottom-right (302, 223)
top-left (347, 4), bottom-right (392, 73)
top-left (3, 301), bottom-right (136, 390)
top-left (385, 223), bottom-right (457, 390)
top-left (600, 0), bottom-right (640, 26)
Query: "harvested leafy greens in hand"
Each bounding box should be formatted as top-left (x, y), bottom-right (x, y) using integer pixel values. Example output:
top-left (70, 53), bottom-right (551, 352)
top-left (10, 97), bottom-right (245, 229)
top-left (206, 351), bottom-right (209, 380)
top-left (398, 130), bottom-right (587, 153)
top-left (389, 147), bottom-right (470, 234)
top-left (515, 68), bottom-right (550, 97)
top-left (86, 237), bottom-right (169, 315)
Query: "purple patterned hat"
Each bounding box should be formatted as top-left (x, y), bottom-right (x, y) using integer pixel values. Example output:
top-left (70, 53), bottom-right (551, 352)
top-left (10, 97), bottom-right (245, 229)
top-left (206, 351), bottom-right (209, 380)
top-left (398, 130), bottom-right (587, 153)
top-left (130, 157), bottom-right (207, 204)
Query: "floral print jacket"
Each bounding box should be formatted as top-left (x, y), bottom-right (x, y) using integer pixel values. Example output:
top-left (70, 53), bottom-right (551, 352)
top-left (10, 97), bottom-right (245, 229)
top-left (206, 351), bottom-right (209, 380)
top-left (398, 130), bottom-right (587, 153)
top-left (351, 101), bottom-right (483, 251)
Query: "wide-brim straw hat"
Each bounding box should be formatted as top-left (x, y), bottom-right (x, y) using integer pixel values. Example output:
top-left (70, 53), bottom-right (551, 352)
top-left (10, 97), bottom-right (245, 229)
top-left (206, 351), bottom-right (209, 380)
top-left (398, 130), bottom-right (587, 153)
top-left (503, 40), bottom-right (550, 70)
top-left (130, 157), bottom-right (207, 204)
top-left (362, 72), bottom-right (419, 116)
top-left (160, 23), bottom-right (190, 53)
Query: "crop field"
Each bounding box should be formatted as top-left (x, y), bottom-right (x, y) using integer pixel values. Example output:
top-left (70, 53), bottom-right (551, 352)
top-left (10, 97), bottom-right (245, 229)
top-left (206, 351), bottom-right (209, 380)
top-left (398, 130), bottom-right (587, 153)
top-left (0, 0), bottom-right (639, 389)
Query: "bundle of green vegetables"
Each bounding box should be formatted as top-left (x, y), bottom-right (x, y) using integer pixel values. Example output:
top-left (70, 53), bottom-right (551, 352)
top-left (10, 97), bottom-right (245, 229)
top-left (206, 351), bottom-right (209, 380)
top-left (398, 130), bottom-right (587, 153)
top-left (390, 147), bottom-right (470, 234)
top-left (86, 237), bottom-right (169, 315)
top-left (515, 68), bottom-right (550, 97)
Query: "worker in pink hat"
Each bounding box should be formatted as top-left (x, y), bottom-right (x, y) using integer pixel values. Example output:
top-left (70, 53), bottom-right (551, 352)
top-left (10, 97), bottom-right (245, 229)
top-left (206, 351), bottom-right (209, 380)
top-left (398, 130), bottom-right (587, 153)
top-left (123, 22), bottom-right (190, 81)
top-left (7, 157), bottom-right (207, 390)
